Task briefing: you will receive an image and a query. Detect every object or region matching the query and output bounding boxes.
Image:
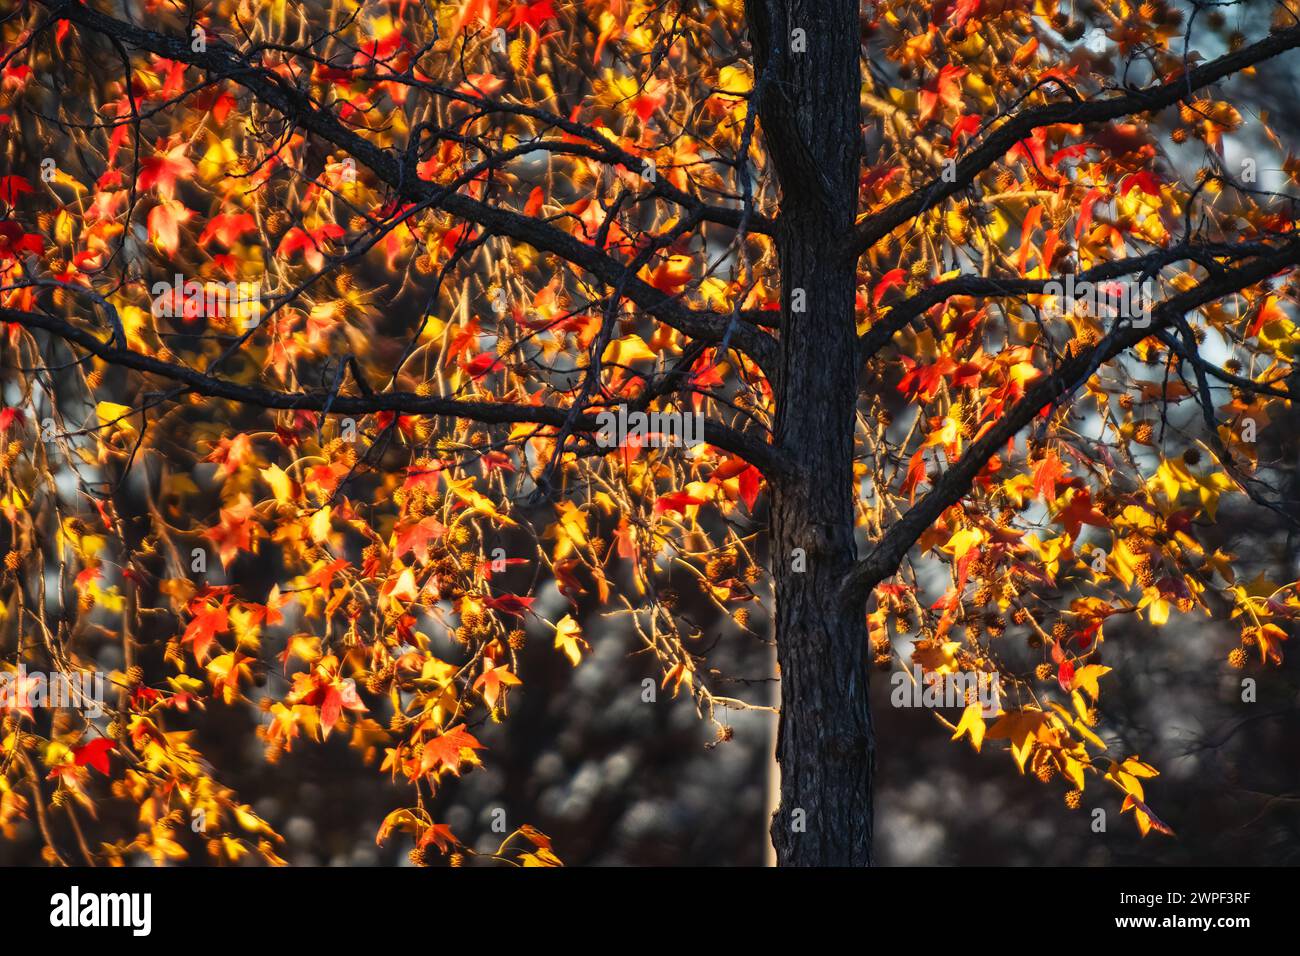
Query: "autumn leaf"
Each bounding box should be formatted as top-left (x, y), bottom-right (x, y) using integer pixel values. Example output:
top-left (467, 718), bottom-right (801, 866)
top-left (553, 614), bottom-right (588, 666)
top-left (951, 702), bottom-right (987, 752)
top-left (473, 660), bottom-right (521, 709)
top-left (420, 725), bottom-right (485, 776)
top-left (72, 738), bottom-right (116, 775)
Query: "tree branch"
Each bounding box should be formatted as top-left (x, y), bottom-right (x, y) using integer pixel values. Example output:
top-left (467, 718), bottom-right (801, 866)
top-left (43, 0), bottom-right (779, 377)
top-left (1, 306), bottom-right (794, 478)
top-left (839, 237), bottom-right (1300, 607)
top-left (858, 240), bottom-right (1282, 362)
top-left (852, 24), bottom-right (1300, 257)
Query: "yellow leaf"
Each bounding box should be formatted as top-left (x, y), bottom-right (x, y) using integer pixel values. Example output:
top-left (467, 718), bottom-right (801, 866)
top-left (986, 709), bottom-right (1049, 772)
top-left (309, 506), bottom-right (332, 544)
top-left (943, 527), bottom-right (983, 560)
top-left (261, 464), bottom-right (293, 504)
top-left (1072, 664), bottom-right (1111, 702)
top-left (601, 334), bottom-right (656, 366)
top-left (951, 702), bottom-right (986, 752)
top-left (553, 614), bottom-right (588, 666)
top-left (96, 401), bottom-right (138, 437)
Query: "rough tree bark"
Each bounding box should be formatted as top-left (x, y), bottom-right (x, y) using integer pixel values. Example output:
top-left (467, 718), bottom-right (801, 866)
top-left (749, 0), bottom-right (873, 866)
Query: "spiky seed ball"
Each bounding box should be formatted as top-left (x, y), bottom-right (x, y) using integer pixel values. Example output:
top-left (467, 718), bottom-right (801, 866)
top-left (1035, 762), bottom-right (1057, 783)
top-left (973, 584), bottom-right (993, 606)
top-left (264, 211), bottom-right (290, 234)
top-left (733, 608), bottom-right (751, 629)
top-left (408, 847), bottom-right (428, 867)
top-left (986, 615), bottom-right (1006, 637)
top-left (1084, 707), bottom-right (1100, 727)
top-left (1241, 631), bottom-right (1257, 647)
top-left (1134, 556), bottom-right (1156, 588)
top-left (52, 789), bottom-right (68, 808)
top-left (126, 665), bottom-right (144, 688)
top-left (717, 725), bottom-right (734, 743)
top-left (1134, 421), bottom-right (1155, 445)
top-left (1065, 789), bottom-right (1083, 810)
top-left (743, 564), bottom-right (762, 584)
top-left (415, 254), bottom-right (435, 275)
top-left (1035, 662), bottom-right (1054, 681)
top-left (1228, 647), bottom-right (1247, 669)
top-left (1012, 608), bottom-right (1029, 625)
top-left (508, 629), bottom-right (526, 650)
top-left (1052, 621), bottom-right (1069, 642)
top-left (4, 551), bottom-right (20, 572)
top-left (389, 713), bottom-right (410, 733)
top-left (1118, 393), bottom-right (1135, 411)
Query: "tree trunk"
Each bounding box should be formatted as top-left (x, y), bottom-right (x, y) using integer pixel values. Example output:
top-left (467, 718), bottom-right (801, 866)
top-left (748, 0), bottom-right (872, 865)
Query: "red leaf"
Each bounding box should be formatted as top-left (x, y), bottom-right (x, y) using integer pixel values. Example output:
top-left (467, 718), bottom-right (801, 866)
top-left (420, 725), bottom-right (485, 776)
top-left (524, 186), bottom-right (545, 218)
top-left (737, 465), bottom-right (762, 512)
top-left (1120, 170), bottom-right (1162, 197)
top-left (182, 601), bottom-right (230, 663)
top-left (483, 593), bottom-right (535, 617)
top-left (199, 212), bottom-right (257, 248)
top-left (73, 738), bottom-right (116, 775)
top-left (872, 268), bottom-right (907, 306)
top-left (1057, 658), bottom-right (1076, 692)
top-left (1033, 450), bottom-right (1067, 502)
top-left (655, 490), bottom-right (706, 515)
top-left (0, 175), bottom-right (32, 205)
